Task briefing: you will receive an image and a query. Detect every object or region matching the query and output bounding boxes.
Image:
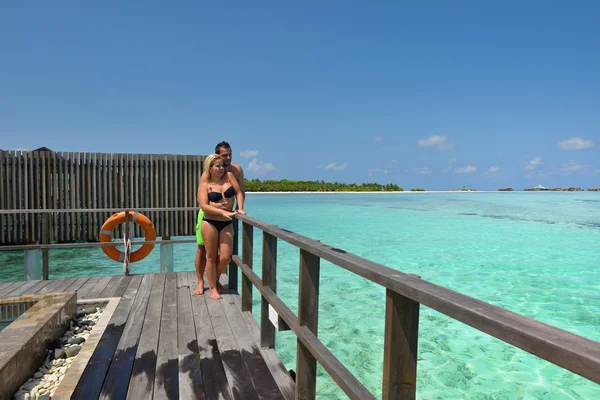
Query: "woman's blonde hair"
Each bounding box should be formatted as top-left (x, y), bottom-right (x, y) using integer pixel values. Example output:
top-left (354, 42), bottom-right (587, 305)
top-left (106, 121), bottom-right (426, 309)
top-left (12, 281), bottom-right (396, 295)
top-left (204, 154), bottom-right (223, 182)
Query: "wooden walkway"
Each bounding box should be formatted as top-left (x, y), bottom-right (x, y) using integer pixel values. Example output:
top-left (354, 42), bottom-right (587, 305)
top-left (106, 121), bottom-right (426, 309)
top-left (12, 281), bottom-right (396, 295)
top-left (0, 272), bottom-right (295, 400)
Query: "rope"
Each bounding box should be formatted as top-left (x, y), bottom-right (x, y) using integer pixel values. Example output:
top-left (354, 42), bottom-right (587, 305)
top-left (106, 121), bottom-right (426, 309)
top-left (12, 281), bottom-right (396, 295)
top-left (123, 222), bottom-right (134, 275)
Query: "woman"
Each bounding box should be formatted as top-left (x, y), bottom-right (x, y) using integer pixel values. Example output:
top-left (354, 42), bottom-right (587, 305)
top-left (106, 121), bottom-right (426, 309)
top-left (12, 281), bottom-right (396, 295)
top-left (198, 154), bottom-right (245, 299)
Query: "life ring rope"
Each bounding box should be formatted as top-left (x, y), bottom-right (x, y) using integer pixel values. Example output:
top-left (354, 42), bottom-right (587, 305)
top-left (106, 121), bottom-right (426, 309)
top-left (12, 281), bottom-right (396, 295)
top-left (99, 211), bottom-right (156, 264)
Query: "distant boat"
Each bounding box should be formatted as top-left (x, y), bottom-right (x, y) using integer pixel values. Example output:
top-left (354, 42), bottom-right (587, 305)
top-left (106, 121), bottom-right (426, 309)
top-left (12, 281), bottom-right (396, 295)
top-left (536, 184), bottom-right (549, 191)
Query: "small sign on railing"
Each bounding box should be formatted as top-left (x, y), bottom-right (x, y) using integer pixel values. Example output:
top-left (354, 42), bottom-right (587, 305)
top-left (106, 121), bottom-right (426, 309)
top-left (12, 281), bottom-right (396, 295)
top-left (268, 304), bottom-right (290, 331)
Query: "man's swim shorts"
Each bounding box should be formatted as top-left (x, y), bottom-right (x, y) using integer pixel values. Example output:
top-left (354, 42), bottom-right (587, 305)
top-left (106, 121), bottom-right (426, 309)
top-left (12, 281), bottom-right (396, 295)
top-left (196, 210), bottom-right (205, 246)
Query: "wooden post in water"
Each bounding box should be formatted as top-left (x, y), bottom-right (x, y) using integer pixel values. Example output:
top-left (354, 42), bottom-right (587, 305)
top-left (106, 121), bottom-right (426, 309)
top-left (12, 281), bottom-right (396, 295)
top-left (295, 249), bottom-right (321, 400)
top-left (382, 287), bottom-right (420, 400)
top-left (261, 231), bottom-right (277, 348)
top-left (241, 221), bottom-right (253, 312)
top-left (228, 218), bottom-right (239, 291)
top-left (160, 235), bottom-right (173, 273)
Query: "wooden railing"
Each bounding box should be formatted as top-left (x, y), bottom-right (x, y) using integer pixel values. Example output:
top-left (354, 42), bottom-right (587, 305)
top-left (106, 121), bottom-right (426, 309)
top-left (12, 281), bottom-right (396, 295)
top-left (1, 209), bottom-right (599, 398)
top-left (231, 214), bottom-right (600, 399)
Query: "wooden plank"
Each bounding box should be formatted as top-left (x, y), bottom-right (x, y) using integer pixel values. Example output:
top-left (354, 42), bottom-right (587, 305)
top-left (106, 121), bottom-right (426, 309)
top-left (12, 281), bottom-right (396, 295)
top-left (99, 275), bottom-right (129, 298)
top-left (23, 151), bottom-right (29, 243)
top-left (0, 151), bottom-right (5, 244)
top-left (98, 276), bottom-right (124, 297)
top-left (174, 155), bottom-right (179, 238)
top-left (382, 289), bottom-right (419, 400)
top-left (52, 151), bottom-right (58, 241)
top-left (86, 152), bottom-right (92, 241)
top-left (204, 281), bottom-right (260, 400)
top-left (20, 279), bottom-right (53, 295)
top-left (34, 278), bottom-right (68, 295)
top-left (231, 296), bottom-right (295, 400)
top-left (63, 151), bottom-right (68, 243)
top-left (295, 250), bottom-right (321, 400)
top-left (76, 276), bottom-right (103, 298)
top-left (176, 272), bottom-right (205, 399)
top-left (261, 232), bottom-right (277, 348)
top-left (11, 151), bottom-right (18, 243)
top-left (92, 153), bottom-right (98, 240)
top-left (241, 221), bottom-right (254, 312)
top-left (51, 277), bottom-right (79, 293)
top-left (0, 281), bottom-right (14, 291)
top-left (126, 273), bottom-right (166, 400)
top-left (71, 152), bottom-right (78, 240)
top-left (220, 293), bottom-right (285, 399)
top-left (63, 277), bottom-right (91, 294)
top-left (188, 272), bottom-right (233, 400)
top-left (72, 274), bottom-right (144, 399)
top-left (6, 280), bottom-right (39, 297)
top-left (0, 281), bottom-right (28, 297)
top-left (153, 272), bottom-right (179, 399)
top-left (100, 274), bottom-right (154, 399)
top-left (83, 276), bottom-right (113, 299)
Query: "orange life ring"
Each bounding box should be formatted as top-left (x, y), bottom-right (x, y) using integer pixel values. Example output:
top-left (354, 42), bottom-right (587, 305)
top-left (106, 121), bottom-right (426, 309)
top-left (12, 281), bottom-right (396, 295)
top-left (99, 211), bottom-right (156, 263)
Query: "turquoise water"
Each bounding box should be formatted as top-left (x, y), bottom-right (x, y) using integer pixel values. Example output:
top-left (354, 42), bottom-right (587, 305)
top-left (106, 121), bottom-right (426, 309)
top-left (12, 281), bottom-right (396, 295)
top-left (2, 192), bottom-right (600, 398)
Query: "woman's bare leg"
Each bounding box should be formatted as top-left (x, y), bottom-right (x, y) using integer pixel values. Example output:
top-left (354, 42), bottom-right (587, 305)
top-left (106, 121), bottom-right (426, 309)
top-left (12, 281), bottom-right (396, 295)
top-left (194, 245), bottom-right (207, 295)
top-left (201, 221), bottom-right (221, 299)
top-left (216, 225), bottom-right (233, 293)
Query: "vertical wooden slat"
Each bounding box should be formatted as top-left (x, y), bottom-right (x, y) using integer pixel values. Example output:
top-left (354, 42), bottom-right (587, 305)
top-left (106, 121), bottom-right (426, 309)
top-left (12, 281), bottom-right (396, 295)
top-left (16, 151), bottom-right (22, 243)
top-left (23, 151), bottom-right (29, 243)
top-left (8, 151), bottom-right (15, 243)
top-left (75, 152), bottom-right (82, 239)
top-left (92, 152), bottom-right (97, 240)
top-left (135, 153), bottom-right (141, 236)
top-left (162, 155), bottom-right (168, 237)
top-left (382, 289), bottom-right (420, 400)
top-left (35, 151), bottom-right (41, 243)
top-left (241, 221), bottom-right (254, 312)
top-left (66, 152), bottom-right (73, 241)
top-left (85, 152), bottom-right (91, 241)
top-left (295, 250), bottom-right (321, 400)
top-left (183, 155), bottom-right (188, 234)
top-left (103, 153), bottom-right (108, 236)
top-left (62, 151), bottom-right (68, 242)
top-left (42, 213), bottom-right (50, 280)
top-left (30, 151), bottom-right (36, 241)
top-left (261, 232), bottom-right (277, 348)
top-left (174, 155), bottom-right (179, 237)
top-left (0, 151), bottom-right (5, 244)
top-left (229, 220), bottom-right (239, 291)
top-left (52, 151), bottom-right (58, 242)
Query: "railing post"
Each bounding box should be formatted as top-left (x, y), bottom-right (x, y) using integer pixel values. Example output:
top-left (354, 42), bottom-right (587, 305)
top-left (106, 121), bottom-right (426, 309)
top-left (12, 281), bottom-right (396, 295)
top-left (160, 235), bottom-right (173, 273)
top-left (260, 231), bottom-right (277, 348)
top-left (42, 212), bottom-right (50, 280)
top-left (382, 288), bottom-right (420, 400)
top-left (295, 250), bottom-right (321, 400)
top-left (24, 248), bottom-right (42, 280)
top-left (228, 218), bottom-right (239, 291)
top-left (241, 221), bottom-right (253, 312)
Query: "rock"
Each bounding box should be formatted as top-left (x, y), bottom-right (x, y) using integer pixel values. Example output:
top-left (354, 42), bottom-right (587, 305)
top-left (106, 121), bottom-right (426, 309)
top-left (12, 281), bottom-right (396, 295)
top-left (65, 345), bottom-right (82, 358)
top-left (83, 306), bottom-right (97, 314)
top-left (47, 375), bottom-right (58, 383)
top-left (54, 349), bottom-right (66, 359)
top-left (59, 366), bottom-right (69, 374)
top-left (33, 372), bottom-right (43, 379)
top-left (51, 338), bottom-right (62, 349)
top-left (68, 337), bottom-right (85, 345)
top-left (76, 311), bottom-right (85, 318)
top-left (79, 319), bottom-right (93, 326)
top-left (75, 327), bottom-right (86, 334)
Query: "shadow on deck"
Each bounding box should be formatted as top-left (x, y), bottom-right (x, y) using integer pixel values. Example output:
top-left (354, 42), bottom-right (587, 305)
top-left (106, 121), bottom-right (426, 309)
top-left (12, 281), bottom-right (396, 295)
top-left (0, 272), bottom-right (295, 400)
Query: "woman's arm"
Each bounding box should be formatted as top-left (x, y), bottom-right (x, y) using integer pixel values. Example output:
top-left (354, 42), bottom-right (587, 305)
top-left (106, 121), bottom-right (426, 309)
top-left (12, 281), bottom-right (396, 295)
top-left (199, 174), bottom-right (235, 217)
top-left (228, 172), bottom-right (245, 214)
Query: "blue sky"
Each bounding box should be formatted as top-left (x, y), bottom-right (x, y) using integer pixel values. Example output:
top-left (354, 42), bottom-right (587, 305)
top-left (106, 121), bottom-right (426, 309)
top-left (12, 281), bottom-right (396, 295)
top-left (1, 1), bottom-right (598, 190)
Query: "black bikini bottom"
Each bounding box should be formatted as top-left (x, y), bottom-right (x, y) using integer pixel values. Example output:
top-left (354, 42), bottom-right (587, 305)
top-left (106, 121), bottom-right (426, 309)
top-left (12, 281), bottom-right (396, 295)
top-left (203, 218), bottom-right (232, 233)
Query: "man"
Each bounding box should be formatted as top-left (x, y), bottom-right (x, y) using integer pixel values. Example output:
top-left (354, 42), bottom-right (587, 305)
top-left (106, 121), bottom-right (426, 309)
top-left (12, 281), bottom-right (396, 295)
top-left (194, 141), bottom-right (246, 295)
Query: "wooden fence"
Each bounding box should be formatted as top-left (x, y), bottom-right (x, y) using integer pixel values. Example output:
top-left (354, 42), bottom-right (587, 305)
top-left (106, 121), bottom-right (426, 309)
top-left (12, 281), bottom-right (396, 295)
top-left (0, 150), bottom-right (206, 245)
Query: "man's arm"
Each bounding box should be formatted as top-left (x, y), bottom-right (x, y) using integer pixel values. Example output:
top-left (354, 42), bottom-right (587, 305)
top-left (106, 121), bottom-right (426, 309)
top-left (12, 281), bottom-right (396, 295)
top-left (234, 164), bottom-right (246, 199)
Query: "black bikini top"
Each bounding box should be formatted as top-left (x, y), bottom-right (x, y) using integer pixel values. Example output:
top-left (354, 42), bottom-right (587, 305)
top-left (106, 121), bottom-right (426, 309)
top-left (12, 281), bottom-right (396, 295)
top-left (208, 185), bottom-right (235, 202)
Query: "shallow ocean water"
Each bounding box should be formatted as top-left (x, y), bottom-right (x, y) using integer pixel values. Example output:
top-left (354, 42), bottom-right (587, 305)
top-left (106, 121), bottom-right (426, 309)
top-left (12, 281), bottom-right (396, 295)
top-left (1, 192), bottom-right (599, 398)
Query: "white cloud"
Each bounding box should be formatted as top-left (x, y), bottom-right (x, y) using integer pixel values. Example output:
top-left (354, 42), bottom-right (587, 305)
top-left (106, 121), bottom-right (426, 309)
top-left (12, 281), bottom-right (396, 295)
top-left (390, 160), bottom-right (398, 165)
top-left (247, 159), bottom-right (277, 176)
top-left (240, 150), bottom-right (258, 158)
top-left (441, 166), bottom-right (453, 174)
top-left (557, 137), bottom-right (595, 150)
top-left (414, 167), bottom-right (431, 175)
top-left (455, 165), bottom-right (477, 174)
top-left (560, 161), bottom-right (585, 174)
top-left (525, 156), bottom-right (542, 170)
top-left (373, 136), bottom-right (383, 142)
top-left (417, 135), bottom-right (455, 150)
top-left (487, 166), bottom-right (500, 174)
top-left (324, 162), bottom-right (347, 171)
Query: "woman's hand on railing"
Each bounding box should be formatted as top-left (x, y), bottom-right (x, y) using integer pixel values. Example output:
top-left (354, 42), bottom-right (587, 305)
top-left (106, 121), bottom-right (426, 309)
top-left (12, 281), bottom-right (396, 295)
top-left (236, 209), bottom-right (246, 215)
top-left (221, 210), bottom-right (237, 220)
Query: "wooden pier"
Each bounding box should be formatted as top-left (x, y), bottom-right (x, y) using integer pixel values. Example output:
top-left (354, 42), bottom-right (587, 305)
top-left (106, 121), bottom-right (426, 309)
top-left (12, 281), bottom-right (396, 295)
top-left (0, 271), bottom-right (295, 400)
top-left (1, 212), bottom-right (600, 399)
